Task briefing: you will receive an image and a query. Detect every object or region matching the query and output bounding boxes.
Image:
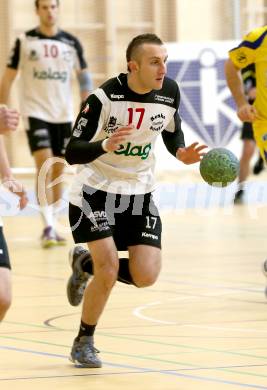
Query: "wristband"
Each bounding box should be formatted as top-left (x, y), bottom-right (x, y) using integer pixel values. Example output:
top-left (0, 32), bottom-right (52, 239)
top-left (101, 138), bottom-right (109, 152)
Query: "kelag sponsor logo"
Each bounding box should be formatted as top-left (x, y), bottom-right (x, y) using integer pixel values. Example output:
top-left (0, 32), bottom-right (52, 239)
top-left (114, 142), bottom-right (152, 160)
top-left (33, 67), bottom-right (67, 82)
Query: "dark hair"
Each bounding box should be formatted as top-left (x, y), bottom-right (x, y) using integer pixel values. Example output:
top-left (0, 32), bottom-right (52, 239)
top-left (126, 33), bottom-right (163, 64)
top-left (35, 0), bottom-right (59, 8)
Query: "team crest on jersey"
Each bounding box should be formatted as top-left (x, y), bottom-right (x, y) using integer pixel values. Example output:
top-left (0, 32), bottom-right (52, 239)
top-left (62, 50), bottom-right (72, 62)
top-left (73, 117), bottom-right (88, 137)
top-left (29, 49), bottom-right (39, 61)
top-left (236, 51), bottom-right (247, 64)
top-left (104, 116), bottom-right (119, 134)
top-left (150, 113), bottom-right (166, 132)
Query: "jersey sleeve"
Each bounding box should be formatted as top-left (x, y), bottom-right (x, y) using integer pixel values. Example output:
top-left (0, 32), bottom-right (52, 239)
top-left (161, 84), bottom-right (185, 156)
top-left (65, 92), bottom-right (108, 164)
top-left (7, 38), bottom-right (20, 69)
top-left (228, 27), bottom-right (267, 69)
top-left (73, 37), bottom-right (88, 70)
top-left (241, 63), bottom-right (256, 93)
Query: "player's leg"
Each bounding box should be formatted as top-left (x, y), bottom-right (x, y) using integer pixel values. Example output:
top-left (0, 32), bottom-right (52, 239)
top-left (128, 244), bottom-right (161, 287)
top-left (50, 158), bottom-right (67, 244)
top-left (252, 122), bottom-right (267, 292)
top-left (25, 117), bottom-right (56, 247)
top-left (126, 194), bottom-right (162, 286)
top-left (0, 227), bottom-right (12, 321)
top-left (234, 122), bottom-right (255, 204)
top-left (70, 237), bottom-right (119, 368)
top-left (49, 123), bottom-right (71, 244)
top-left (0, 268), bottom-right (11, 321)
top-left (68, 189), bottom-right (119, 367)
top-left (252, 122), bottom-right (267, 163)
top-left (34, 148), bottom-right (57, 247)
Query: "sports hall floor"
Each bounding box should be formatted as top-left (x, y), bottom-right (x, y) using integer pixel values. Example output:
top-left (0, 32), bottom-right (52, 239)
top-left (1, 171), bottom-right (267, 390)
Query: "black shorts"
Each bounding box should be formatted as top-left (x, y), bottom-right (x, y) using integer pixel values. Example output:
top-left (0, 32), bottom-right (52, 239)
top-left (0, 227), bottom-right (11, 270)
top-left (241, 122), bottom-right (255, 141)
top-left (25, 117), bottom-right (72, 156)
top-left (69, 186), bottom-right (162, 250)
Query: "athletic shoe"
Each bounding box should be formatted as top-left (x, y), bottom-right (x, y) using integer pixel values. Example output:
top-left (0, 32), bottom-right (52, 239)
top-left (233, 189), bottom-right (244, 204)
top-left (55, 232), bottom-right (67, 246)
top-left (70, 336), bottom-right (102, 368)
top-left (67, 246), bottom-right (91, 306)
top-left (41, 226), bottom-right (57, 248)
top-left (253, 156), bottom-right (264, 175)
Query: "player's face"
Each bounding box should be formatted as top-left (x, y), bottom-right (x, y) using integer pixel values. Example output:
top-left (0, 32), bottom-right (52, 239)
top-left (134, 44), bottom-right (168, 92)
top-left (36, 0), bottom-right (59, 27)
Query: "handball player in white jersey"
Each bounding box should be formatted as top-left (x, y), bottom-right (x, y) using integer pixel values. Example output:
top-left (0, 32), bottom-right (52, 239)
top-left (0, 0), bottom-right (93, 248)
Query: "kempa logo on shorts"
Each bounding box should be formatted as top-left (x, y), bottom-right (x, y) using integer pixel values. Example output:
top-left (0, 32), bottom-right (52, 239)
top-left (141, 232), bottom-right (158, 240)
top-left (33, 67), bottom-right (67, 82)
top-left (114, 142), bottom-right (152, 160)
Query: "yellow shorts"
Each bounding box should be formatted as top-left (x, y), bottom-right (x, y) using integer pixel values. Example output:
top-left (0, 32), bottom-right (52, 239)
top-left (252, 121), bottom-right (267, 162)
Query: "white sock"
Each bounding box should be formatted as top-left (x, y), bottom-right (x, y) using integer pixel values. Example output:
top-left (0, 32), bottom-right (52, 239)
top-left (40, 205), bottom-right (54, 228)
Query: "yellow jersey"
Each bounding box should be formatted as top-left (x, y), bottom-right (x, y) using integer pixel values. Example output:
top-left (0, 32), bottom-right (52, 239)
top-left (229, 26), bottom-right (267, 122)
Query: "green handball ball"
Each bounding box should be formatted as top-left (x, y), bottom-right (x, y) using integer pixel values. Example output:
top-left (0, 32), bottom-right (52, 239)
top-left (199, 148), bottom-right (239, 187)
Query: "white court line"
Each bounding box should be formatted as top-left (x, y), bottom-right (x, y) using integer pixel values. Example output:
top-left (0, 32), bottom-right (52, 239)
top-left (133, 297), bottom-right (193, 325)
top-left (133, 291), bottom-right (266, 329)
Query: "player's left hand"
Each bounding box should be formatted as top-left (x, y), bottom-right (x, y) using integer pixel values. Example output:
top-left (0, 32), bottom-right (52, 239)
top-left (2, 177), bottom-right (28, 209)
top-left (176, 142), bottom-right (208, 165)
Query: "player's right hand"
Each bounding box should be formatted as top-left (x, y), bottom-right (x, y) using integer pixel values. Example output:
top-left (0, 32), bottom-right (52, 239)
top-left (0, 106), bottom-right (20, 134)
top-left (105, 125), bottom-right (135, 151)
top-left (237, 103), bottom-right (258, 122)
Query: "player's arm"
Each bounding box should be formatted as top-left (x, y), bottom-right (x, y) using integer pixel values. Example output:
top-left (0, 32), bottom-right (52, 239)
top-left (225, 58), bottom-right (258, 122)
top-left (161, 111), bottom-right (185, 155)
top-left (0, 68), bottom-right (18, 104)
top-left (0, 136), bottom-right (28, 209)
top-left (73, 36), bottom-right (93, 102)
top-left (76, 68), bottom-right (93, 102)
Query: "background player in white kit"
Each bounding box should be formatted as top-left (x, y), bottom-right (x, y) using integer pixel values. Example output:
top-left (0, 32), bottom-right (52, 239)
top-left (0, 106), bottom-right (28, 321)
top-left (65, 33), bottom-right (207, 368)
top-left (0, 0), bottom-right (92, 248)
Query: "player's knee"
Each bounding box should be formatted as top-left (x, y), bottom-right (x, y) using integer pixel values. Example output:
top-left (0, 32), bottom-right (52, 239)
top-left (0, 296), bottom-right (11, 321)
top-left (134, 271), bottom-right (159, 288)
top-left (95, 262), bottom-right (118, 290)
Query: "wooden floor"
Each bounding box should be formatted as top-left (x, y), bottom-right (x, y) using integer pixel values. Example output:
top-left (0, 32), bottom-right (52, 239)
top-left (1, 204), bottom-right (267, 389)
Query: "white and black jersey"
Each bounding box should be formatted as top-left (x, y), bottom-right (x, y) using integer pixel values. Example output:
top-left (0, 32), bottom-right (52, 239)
top-left (66, 73), bottom-right (185, 204)
top-left (8, 28), bottom-right (88, 123)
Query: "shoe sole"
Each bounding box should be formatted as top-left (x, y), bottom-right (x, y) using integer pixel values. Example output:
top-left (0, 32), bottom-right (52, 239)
top-left (42, 239), bottom-right (57, 249)
top-left (67, 246), bottom-right (91, 306)
top-left (67, 247), bottom-right (84, 306)
top-left (69, 356), bottom-right (102, 368)
top-left (56, 240), bottom-right (67, 246)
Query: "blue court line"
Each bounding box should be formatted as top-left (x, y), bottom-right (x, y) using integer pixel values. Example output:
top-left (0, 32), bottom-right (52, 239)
top-left (1, 345), bottom-right (267, 388)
